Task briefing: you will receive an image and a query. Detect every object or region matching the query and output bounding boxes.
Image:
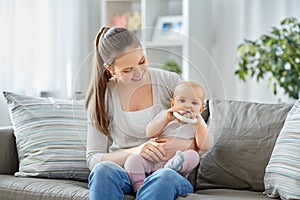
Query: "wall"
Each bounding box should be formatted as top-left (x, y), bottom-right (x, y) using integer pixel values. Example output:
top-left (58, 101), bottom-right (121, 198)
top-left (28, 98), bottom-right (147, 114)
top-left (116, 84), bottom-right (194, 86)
top-left (189, 0), bottom-right (300, 103)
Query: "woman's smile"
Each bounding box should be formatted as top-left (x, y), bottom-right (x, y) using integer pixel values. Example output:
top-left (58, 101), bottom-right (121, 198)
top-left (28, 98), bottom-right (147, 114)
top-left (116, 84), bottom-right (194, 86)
top-left (131, 70), bottom-right (144, 81)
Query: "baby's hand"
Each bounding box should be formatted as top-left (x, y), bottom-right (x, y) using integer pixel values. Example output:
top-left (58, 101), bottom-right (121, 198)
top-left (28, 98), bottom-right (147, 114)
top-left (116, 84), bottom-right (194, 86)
top-left (166, 107), bottom-right (182, 122)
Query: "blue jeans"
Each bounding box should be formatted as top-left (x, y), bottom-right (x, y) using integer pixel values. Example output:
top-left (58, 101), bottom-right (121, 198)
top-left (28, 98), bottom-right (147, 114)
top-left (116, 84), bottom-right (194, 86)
top-left (88, 161), bottom-right (193, 200)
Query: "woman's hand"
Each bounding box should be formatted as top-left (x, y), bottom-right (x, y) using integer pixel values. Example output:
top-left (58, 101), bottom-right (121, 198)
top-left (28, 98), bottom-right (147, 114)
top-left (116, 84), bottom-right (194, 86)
top-left (138, 140), bottom-right (168, 163)
top-left (155, 137), bottom-right (195, 159)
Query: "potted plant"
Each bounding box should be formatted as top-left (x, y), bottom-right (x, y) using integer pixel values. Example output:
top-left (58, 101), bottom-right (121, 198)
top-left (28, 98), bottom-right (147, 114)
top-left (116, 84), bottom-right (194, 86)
top-left (235, 17), bottom-right (300, 99)
top-left (163, 60), bottom-right (182, 74)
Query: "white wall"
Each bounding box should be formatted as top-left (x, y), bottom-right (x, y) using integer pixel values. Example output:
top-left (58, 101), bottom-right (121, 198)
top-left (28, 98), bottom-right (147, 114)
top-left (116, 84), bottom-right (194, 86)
top-left (189, 0), bottom-right (300, 103)
top-left (0, 0), bottom-right (101, 126)
top-left (1, 0), bottom-right (299, 126)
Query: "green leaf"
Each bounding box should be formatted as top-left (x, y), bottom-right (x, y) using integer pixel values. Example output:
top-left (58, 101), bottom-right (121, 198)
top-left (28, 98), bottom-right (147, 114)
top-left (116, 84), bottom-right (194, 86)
top-left (273, 83), bottom-right (277, 95)
top-left (234, 16), bottom-right (300, 99)
top-left (162, 60), bottom-right (182, 74)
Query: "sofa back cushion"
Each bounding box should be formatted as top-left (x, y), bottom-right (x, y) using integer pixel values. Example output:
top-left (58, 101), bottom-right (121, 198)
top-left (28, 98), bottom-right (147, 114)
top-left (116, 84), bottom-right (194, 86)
top-left (0, 127), bottom-right (18, 175)
top-left (196, 99), bottom-right (292, 191)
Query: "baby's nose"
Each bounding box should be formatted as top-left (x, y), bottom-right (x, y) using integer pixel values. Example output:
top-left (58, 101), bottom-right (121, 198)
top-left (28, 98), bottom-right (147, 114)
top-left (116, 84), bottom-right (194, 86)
top-left (184, 104), bottom-right (192, 110)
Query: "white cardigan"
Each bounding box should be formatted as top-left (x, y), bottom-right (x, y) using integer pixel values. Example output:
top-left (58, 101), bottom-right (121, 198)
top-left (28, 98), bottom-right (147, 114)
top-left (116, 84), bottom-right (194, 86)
top-left (86, 68), bottom-right (181, 170)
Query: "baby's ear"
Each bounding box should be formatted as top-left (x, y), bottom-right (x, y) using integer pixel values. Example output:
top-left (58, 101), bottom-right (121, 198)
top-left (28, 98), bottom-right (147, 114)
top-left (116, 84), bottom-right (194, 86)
top-left (200, 104), bottom-right (205, 113)
top-left (170, 98), bottom-right (174, 107)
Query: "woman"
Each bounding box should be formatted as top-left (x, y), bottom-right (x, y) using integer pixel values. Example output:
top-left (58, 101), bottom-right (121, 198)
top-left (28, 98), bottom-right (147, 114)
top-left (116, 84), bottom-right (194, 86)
top-left (85, 26), bottom-right (204, 200)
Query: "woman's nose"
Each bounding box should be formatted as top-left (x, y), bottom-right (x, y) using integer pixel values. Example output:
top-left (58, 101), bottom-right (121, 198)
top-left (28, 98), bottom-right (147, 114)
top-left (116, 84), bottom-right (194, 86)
top-left (132, 67), bottom-right (142, 75)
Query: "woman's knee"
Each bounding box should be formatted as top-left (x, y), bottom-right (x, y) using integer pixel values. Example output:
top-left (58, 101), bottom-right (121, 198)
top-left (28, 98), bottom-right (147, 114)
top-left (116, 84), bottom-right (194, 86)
top-left (93, 161), bottom-right (119, 171)
top-left (88, 161), bottom-right (132, 197)
top-left (141, 168), bottom-right (193, 195)
top-left (151, 168), bottom-right (181, 183)
top-left (89, 161), bottom-right (124, 181)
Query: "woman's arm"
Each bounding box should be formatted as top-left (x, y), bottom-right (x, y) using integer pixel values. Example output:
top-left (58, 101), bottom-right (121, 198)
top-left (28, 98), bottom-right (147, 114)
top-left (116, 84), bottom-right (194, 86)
top-left (155, 137), bottom-right (196, 159)
top-left (86, 120), bottom-right (110, 170)
top-left (87, 118), bottom-right (168, 169)
top-left (101, 140), bottom-right (167, 166)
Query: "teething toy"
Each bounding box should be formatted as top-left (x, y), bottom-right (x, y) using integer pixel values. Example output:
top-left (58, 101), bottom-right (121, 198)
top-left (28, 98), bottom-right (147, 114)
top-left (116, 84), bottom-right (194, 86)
top-left (173, 110), bottom-right (197, 124)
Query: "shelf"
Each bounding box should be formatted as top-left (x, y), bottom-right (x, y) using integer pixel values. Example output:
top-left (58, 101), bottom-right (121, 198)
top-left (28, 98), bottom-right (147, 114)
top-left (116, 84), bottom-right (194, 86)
top-left (106, 0), bottom-right (140, 2)
top-left (101, 0), bottom-right (189, 80)
top-left (143, 41), bottom-right (183, 47)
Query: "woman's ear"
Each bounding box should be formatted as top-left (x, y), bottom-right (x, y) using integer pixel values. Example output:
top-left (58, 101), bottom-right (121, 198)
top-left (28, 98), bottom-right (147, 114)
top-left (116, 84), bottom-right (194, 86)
top-left (103, 63), bottom-right (114, 76)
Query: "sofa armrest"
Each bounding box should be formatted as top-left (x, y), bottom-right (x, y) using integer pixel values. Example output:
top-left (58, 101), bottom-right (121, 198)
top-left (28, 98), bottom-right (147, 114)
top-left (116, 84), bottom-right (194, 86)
top-left (0, 126), bottom-right (18, 175)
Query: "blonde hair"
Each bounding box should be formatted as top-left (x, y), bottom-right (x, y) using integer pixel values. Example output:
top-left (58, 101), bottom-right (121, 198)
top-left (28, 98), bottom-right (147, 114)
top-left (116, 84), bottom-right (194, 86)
top-left (85, 27), bottom-right (141, 136)
top-left (173, 81), bottom-right (205, 103)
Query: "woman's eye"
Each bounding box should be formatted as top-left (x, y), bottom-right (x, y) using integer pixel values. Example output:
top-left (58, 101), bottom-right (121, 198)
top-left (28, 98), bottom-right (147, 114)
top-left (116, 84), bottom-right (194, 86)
top-left (123, 68), bottom-right (133, 73)
top-left (138, 59), bottom-right (145, 65)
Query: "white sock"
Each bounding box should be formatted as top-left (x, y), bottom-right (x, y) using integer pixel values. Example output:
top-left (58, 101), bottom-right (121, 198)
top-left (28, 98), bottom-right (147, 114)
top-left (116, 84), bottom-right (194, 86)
top-left (164, 150), bottom-right (185, 171)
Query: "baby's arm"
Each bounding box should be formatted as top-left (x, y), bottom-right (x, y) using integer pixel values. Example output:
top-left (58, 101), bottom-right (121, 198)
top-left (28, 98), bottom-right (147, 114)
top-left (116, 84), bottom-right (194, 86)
top-left (146, 109), bottom-right (175, 138)
top-left (194, 116), bottom-right (212, 154)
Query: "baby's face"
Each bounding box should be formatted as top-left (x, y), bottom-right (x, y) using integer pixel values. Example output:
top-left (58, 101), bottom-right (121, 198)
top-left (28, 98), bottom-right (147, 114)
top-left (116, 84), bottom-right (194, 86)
top-left (172, 85), bottom-right (204, 115)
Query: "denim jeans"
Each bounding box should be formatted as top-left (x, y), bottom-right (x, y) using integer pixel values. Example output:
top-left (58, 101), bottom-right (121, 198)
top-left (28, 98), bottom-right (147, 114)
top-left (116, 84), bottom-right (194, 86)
top-left (88, 161), bottom-right (193, 200)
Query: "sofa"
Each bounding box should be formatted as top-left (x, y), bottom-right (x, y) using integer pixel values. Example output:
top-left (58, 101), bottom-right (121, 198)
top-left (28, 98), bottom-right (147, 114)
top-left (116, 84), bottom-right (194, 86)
top-left (1, 92), bottom-right (299, 200)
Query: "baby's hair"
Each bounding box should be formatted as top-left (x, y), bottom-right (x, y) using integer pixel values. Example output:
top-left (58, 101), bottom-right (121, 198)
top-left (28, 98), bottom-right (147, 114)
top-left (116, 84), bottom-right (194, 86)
top-left (174, 81), bottom-right (205, 103)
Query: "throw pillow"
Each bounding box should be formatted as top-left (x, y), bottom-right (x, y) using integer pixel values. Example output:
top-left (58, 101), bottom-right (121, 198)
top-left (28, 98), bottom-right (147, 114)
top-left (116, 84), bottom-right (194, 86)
top-left (196, 99), bottom-right (293, 191)
top-left (3, 91), bottom-right (89, 181)
top-left (264, 99), bottom-right (300, 199)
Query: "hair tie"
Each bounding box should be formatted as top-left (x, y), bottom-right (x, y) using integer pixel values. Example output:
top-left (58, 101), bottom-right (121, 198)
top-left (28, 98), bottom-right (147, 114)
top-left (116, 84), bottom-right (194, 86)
top-left (95, 26), bottom-right (110, 48)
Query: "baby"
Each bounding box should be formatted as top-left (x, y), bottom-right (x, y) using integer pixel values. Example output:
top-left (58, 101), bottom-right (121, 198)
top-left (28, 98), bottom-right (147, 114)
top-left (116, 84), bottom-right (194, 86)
top-left (124, 81), bottom-right (211, 192)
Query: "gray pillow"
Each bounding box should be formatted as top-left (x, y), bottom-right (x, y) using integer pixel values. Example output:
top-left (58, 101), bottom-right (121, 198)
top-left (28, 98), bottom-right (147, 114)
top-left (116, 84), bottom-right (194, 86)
top-left (196, 99), bottom-right (292, 191)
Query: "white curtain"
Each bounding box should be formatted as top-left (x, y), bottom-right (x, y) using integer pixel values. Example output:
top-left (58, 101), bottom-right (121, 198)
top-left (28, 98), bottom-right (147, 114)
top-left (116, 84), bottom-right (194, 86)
top-left (208, 0), bottom-right (300, 103)
top-left (0, 0), bottom-right (101, 126)
top-left (1, 0), bottom-right (299, 126)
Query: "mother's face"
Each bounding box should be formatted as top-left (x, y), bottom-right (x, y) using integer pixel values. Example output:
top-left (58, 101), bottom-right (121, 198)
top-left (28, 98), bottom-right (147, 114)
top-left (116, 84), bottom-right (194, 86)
top-left (107, 48), bottom-right (148, 84)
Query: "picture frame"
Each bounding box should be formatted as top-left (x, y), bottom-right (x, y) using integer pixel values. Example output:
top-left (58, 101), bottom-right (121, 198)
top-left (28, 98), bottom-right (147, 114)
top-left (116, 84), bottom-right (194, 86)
top-left (152, 15), bottom-right (183, 42)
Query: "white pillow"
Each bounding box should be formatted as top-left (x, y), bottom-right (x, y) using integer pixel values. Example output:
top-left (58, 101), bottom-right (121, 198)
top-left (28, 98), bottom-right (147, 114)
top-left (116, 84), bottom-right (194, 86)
top-left (264, 99), bottom-right (300, 199)
top-left (3, 91), bottom-right (89, 181)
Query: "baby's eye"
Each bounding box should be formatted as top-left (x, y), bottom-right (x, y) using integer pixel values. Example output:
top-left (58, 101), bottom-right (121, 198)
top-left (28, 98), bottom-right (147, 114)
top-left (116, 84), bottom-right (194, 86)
top-left (192, 102), bottom-right (199, 105)
top-left (178, 99), bottom-right (185, 103)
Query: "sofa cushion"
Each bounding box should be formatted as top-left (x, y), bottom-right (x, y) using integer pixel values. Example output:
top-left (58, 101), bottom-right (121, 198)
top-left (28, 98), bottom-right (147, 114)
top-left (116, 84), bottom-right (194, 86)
top-left (3, 91), bottom-right (89, 181)
top-left (196, 99), bottom-right (292, 191)
top-left (264, 99), bottom-right (300, 199)
top-left (0, 175), bottom-right (89, 200)
top-left (177, 189), bottom-right (270, 200)
top-left (0, 127), bottom-right (18, 175)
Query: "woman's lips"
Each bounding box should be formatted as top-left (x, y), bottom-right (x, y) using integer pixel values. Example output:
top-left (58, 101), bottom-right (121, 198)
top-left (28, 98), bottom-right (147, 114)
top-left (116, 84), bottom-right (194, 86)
top-left (131, 71), bottom-right (144, 81)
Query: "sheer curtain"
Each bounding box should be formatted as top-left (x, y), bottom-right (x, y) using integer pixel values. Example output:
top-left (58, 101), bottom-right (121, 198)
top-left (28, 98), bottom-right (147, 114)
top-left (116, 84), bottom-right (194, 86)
top-left (1, 0), bottom-right (299, 126)
top-left (207, 0), bottom-right (300, 103)
top-left (0, 0), bottom-right (101, 126)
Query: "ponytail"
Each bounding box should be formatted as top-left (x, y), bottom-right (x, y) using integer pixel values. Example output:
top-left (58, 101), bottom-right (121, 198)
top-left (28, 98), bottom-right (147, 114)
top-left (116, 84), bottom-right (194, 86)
top-left (85, 26), bottom-right (142, 136)
top-left (85, 27), bottom-right (112, 136)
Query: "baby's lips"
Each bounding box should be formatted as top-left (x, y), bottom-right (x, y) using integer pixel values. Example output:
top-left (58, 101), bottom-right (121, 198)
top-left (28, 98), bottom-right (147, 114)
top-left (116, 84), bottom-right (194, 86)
top-left (178, 110), bottom-right (190, 115)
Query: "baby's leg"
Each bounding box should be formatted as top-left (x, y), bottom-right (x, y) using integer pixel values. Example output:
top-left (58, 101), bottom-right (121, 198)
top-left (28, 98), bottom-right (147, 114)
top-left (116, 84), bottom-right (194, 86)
top-left (124, 154), bottom-right (153, 192)
top-left (178, 150), bottom-right (200, 178)
top-left (164, 150), bottom-right (185, 171)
